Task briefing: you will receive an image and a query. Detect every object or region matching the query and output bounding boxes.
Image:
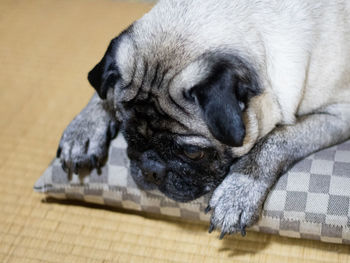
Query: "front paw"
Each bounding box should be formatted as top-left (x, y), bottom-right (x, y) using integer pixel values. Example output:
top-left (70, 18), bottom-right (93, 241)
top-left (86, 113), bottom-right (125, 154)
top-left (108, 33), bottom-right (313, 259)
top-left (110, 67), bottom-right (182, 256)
top-left (207, 173), bottom-right (268, 239)
top-left (57, 114), bottom-right (118, 173)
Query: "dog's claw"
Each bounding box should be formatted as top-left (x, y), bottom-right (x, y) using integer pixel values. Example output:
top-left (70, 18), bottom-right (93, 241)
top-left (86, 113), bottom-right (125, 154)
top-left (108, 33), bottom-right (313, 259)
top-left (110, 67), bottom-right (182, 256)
top-left (205, 205), bottom-right (211, 214)
top-left (208, 223), bottom-right (215, 233)
top-left (219, 231), bottom-right (226, 240)
top-left (62, 161), bottom-right (67, 172)
top-left (90, 155), bottom-right (98, 168)
top-left (109, 122), bottom-right (118, 140)
top-left (240, 224), bottom-right (247, 237)
top-left (56, 147), bottom-right (62, 158)
top-left (73, 163), bottom-right (79, 174)
top-left (240, 226), bottom-right (247, 237)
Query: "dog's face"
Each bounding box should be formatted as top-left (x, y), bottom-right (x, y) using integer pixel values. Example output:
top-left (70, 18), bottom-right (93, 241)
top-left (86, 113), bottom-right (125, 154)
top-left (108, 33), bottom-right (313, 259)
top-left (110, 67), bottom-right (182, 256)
top-left (87, 8), bottom-right (262, 201)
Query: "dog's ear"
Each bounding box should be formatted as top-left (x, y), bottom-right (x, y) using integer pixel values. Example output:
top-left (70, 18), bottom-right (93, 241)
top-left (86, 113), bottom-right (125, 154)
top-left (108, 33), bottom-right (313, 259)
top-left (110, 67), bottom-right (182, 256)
top-left (188, 61), bottom-right (259, 147)
top-left (88, 38), bottom-right (120, 99)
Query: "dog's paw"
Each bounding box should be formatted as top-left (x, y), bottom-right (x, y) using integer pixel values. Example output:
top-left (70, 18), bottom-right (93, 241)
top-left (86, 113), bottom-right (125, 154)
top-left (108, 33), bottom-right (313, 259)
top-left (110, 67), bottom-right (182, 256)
top-left (57, 113), bottom-right (118, 173)
top-left (207, 173), bottom-right (268, 239)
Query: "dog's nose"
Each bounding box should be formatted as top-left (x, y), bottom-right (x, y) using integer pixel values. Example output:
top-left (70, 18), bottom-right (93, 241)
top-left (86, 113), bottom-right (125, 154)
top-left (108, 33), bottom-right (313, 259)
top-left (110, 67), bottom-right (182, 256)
top-left (139, 151), bottom-right (166, 185)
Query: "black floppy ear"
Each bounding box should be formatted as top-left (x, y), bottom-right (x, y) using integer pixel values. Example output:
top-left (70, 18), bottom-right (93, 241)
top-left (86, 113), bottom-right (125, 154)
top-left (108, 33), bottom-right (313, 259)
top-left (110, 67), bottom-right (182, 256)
top-left (88, 38), bottom-right (119, 99)
top-left (188, 61), bottom-right (259, 147)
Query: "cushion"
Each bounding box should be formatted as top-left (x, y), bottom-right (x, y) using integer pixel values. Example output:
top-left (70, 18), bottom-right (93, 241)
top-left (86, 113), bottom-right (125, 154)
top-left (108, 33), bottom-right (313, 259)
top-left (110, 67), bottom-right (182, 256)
top-left (34, 133), bottom-right (350, 244)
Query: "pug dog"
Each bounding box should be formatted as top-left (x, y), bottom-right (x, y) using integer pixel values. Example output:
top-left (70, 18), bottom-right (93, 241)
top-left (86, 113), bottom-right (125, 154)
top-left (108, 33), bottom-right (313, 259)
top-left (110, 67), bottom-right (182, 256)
top-left (57, 0), bottom-right (350, 238)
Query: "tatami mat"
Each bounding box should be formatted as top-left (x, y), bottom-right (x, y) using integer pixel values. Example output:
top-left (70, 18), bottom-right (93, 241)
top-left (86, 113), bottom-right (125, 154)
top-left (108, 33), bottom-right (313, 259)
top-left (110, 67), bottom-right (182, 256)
top-left (0, 0), bottom-right (350, 262)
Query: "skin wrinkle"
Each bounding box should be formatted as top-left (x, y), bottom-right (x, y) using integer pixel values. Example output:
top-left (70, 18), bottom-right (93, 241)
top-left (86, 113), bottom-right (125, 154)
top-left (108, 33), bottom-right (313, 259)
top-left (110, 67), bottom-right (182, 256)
top-left (150, 62), bottom-right (161, 88)
top-left (139, 57), bottom-right (149, 97)
top-left (119, 37), bottom-right (137, 94)
top-left (168, 89), bottom-right (190, 116)
top-left (125, 58), bottom-right (148, 103)
top-left (150, 95), bottom-right (167, 116)
top-left (157, 67), bottom-right (169, 90)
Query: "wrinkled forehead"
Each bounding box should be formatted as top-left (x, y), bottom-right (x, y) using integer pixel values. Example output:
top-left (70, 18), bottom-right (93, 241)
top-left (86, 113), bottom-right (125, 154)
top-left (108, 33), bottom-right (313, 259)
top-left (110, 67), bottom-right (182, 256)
top-left (121, 97), bottom-right (188, 134)
top-left (114, 31), bottom-right (205, 95)
top-left (113, 32), bottom-right (212, 137)
top-left (120, 96), bottom-right (213, 147)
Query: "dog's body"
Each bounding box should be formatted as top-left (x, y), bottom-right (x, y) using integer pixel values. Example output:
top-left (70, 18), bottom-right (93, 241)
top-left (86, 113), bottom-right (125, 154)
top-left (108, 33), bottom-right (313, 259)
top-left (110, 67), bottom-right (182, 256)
top-left (57, 0), bottom-right (350, 237)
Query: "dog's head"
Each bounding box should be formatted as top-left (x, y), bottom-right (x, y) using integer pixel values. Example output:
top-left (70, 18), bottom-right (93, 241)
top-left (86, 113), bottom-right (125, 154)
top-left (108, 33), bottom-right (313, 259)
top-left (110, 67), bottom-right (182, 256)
top-left (87, 5), bottom-right (264, 201)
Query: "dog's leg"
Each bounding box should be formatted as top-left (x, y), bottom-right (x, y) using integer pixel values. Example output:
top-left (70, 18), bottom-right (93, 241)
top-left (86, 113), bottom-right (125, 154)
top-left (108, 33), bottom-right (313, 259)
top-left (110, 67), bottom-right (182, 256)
top-left (57, 93), bottom-right (119, 173)
top-left (208, 103), bottom-right (350, 238)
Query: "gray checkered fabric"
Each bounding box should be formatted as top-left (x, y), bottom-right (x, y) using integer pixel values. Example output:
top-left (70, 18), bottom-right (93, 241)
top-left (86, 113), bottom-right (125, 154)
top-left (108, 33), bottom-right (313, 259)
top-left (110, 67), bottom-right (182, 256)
top-left (34, 133), bottom-right (350, 244)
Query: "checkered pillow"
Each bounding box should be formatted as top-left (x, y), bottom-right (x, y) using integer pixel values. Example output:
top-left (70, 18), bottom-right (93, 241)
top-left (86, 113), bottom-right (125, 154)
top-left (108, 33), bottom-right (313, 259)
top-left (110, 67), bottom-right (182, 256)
top-left (34, 133), bottom-right (350, 244)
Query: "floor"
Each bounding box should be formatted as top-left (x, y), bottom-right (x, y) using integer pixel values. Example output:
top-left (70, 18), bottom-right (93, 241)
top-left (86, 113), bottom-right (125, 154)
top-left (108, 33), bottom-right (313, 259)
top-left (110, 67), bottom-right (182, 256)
top-left (0, 0), bottom-right (350, 262)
